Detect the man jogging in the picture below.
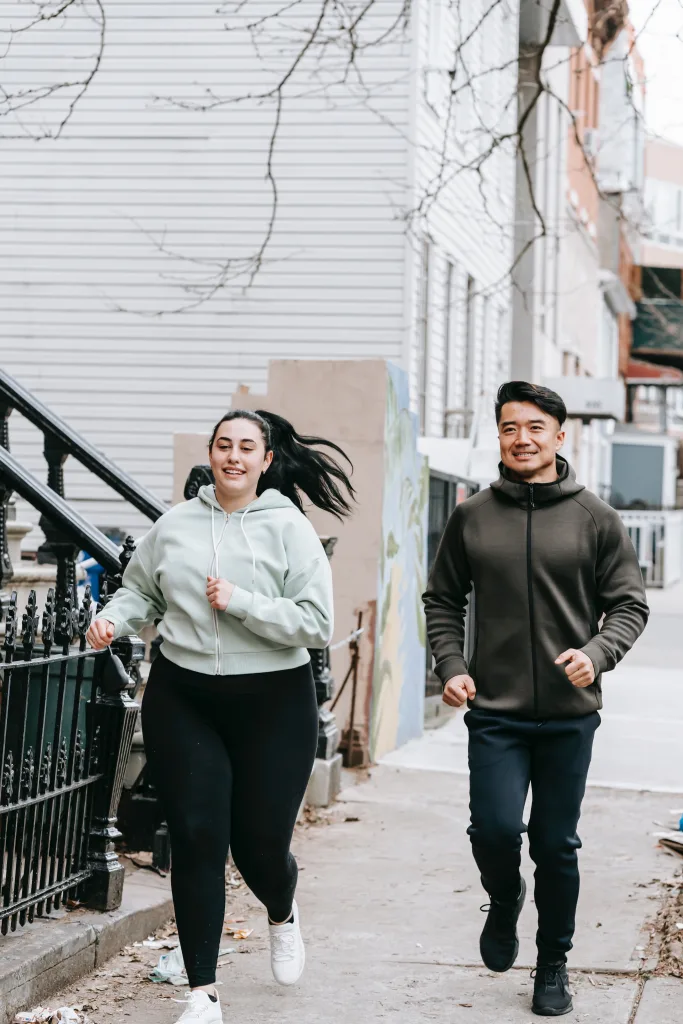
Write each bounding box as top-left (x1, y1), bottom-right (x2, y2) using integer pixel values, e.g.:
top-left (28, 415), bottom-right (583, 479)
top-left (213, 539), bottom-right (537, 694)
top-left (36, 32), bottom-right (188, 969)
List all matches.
top-left (423, 381), bottom-right (648, 1017)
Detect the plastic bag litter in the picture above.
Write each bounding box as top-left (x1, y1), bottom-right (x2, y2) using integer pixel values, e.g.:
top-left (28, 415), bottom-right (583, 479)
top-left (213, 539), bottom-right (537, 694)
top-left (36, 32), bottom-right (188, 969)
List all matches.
top-left (149, 946), bottom-right (236, 985)
top-left (149, 946), bottom-right (188, 986)
top-left (14, 1009), bottom-right (91, 1023)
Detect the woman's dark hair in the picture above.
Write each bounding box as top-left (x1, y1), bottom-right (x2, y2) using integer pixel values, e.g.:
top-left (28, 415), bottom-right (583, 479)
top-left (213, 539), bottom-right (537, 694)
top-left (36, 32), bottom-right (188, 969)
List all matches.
top-left (495, 381), bottom-right (567, 427)
top-left (208, 409), bottom-right (355, 519)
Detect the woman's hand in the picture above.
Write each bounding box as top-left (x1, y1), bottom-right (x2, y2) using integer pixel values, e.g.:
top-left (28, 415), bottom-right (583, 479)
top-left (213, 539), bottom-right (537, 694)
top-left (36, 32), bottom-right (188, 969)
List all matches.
top-left (87, 619), bottom-right (115, 650)
top-left (206, 576), bottom-right (235, 612)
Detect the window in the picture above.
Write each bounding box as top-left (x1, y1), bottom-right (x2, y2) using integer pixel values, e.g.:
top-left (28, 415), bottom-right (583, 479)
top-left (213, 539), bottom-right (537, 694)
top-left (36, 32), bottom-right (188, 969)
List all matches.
top-left (464, 274), bottom-right (476, 432)
top-left (417, 240), bottom-right (431, 433)
top-left (443, 261), bottom-right (457, 436)
top-left (445, 274), bottom-right (477, 438)
top-left (600, 300), bottom-right (619, 379)
top-left (495, 306), bottom-right (508, 380)
top-left (481, 294), bottom-right (490, 393)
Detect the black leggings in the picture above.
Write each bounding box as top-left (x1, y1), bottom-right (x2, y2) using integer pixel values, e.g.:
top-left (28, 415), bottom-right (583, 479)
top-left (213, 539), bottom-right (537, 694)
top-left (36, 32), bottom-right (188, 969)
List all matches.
top-left (141, 652), bottom-right (318, 988)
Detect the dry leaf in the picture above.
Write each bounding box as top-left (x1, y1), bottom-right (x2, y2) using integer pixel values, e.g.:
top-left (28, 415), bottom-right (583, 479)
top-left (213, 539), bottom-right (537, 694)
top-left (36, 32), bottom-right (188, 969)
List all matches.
top-left (224, 926), bottom-right (253, 940)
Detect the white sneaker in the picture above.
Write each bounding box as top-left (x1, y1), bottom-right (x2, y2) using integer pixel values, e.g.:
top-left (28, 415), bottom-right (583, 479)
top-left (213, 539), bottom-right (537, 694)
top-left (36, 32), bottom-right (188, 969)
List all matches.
top-left (173, 989), bottom-right (223, 1023)
top-left (269, 899), bottom-right (306, 985)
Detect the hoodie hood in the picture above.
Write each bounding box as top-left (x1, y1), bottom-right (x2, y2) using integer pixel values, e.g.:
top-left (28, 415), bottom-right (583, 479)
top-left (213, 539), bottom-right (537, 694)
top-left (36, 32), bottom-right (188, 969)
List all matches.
top-left (490, 456), bottom-right (585, 508)
top-left (197, 485), bottom-right (296, 514)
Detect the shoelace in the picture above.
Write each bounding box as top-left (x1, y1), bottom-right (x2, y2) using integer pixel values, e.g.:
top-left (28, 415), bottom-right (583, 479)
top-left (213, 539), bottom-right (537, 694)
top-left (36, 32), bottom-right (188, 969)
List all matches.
top-left (479, 899), bottom-right (517, 915)
top-left (531, 965), bottom-right (566, 993)
top-left (271, 930), bottom-right (296, 962)
top-left (172, 994), bottom-right (214, 1020)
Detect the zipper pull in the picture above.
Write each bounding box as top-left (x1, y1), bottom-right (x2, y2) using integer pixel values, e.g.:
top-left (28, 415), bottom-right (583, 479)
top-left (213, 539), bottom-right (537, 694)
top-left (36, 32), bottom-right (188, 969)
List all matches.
top-left (530, 484), bottom-right (535, 509)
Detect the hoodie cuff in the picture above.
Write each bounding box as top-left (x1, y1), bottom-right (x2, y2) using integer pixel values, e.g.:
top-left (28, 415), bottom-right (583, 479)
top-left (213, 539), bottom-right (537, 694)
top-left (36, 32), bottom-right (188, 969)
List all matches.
top-left (435, 655), bottom-right (470, 688)
top-left (580, 640), bottom-right (608, 676)
top-left (226, 585), bottom-right (253, 621)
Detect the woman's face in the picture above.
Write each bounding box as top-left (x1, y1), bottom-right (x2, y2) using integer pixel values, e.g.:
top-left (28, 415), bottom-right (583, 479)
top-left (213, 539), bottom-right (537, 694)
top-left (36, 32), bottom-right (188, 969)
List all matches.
top-left (209, 418), bottom-right (273, 504)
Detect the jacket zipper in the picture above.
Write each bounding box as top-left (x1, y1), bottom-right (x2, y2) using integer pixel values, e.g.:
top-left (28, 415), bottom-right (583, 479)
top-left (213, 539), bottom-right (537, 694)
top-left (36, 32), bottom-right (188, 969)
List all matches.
top-left (213, 512), bottom-right (229, 675)
top-left (526, 484), bottom-right (539, 718)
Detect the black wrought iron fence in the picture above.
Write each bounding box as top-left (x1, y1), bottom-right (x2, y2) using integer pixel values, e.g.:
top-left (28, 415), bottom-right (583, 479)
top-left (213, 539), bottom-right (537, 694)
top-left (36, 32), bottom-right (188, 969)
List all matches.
top-left (0, 368), bottom-right (162, 934)
top-left (0, 584), bottom-right (142, 934)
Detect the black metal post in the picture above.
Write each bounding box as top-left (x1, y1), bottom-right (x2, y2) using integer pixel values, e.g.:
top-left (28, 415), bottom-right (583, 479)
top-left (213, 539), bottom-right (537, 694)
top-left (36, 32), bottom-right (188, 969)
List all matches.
top-left (86, 635), bottom-right (142, 911)
top-left (0, 401), bottom-right (14, 613)
top-left (85, 538), bottom-right (143, 910)
top-left (310, 536), bottom-right (340, 761)
top-left (38, 437), bottom-right (80, 607)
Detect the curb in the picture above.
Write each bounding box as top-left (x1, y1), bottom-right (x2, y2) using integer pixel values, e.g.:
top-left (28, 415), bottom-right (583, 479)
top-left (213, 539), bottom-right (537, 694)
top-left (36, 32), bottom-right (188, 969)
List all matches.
top-left (0, 873), bottom-right (173, 1024)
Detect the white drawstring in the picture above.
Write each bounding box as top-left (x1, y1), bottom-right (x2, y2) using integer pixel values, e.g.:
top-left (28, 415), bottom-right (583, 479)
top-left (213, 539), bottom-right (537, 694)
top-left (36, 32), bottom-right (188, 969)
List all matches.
top-left (210, 503), bottom-right (229, 579)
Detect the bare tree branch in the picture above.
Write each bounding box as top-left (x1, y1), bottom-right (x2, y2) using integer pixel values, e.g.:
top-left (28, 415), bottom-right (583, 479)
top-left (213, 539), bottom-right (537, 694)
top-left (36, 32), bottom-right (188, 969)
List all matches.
top-left (0, 0), bottom-right (106, 137)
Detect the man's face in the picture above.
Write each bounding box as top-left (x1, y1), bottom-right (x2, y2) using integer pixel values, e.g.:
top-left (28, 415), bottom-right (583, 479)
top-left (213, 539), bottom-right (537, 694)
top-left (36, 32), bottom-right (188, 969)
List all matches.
top-left (498, 401), bottom-right (565, 480)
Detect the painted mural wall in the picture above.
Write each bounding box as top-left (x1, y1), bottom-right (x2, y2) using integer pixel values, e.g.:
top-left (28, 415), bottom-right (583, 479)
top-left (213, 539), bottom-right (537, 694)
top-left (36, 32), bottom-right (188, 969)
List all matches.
top-left (370, 363), bottom-right (429, 760)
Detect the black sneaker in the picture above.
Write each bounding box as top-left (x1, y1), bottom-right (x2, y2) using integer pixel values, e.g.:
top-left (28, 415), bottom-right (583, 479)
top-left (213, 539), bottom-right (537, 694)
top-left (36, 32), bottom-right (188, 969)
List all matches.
top-left (479, 876), bottom-right (527, 973)
top-left (531, 962), bottom-right (573, 1016)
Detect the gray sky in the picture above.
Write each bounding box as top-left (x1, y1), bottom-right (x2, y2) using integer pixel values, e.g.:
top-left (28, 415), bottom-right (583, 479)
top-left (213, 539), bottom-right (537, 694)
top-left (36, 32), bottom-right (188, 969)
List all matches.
top-left (630, 0), bottom-right (683, 144)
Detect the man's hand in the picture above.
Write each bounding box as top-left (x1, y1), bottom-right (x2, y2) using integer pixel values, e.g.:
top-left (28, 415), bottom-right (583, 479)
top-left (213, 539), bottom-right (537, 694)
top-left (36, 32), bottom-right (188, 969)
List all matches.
top-left (555, 649), bottom-right (595, 688)
top-left (87, 619), bottom-right (115, 650)
top-left (443, 674), bottom-right (477, 708)
top-left (207, 576), bottom-right (235, 611)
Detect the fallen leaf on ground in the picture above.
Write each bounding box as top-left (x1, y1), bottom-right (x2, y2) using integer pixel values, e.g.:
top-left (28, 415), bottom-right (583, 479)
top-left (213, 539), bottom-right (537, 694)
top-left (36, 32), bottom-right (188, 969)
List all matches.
top-left (224, 927), bottom-right (253, 940)
top-left (155, 921), bottom-right (179, 939)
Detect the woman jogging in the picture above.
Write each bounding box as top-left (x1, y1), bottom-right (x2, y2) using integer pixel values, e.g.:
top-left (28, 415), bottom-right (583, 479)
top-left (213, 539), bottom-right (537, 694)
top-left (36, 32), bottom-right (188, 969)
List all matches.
top-left (87, 409), bottom-right (354, 1024)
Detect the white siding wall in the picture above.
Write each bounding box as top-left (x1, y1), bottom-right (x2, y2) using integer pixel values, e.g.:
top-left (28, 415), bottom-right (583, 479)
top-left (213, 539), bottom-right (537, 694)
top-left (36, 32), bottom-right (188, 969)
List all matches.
top-left (0, 0), bottom-right (412, 536)
top-left (408, 0), bottom-right (518, 439)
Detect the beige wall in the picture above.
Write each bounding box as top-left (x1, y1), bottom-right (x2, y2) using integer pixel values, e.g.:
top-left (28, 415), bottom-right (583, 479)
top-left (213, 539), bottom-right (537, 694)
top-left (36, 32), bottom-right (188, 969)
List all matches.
top-left (640, 242), bottom-right (683, 271)
top-left (646, 137), bottom-right (683, 185)
top-left (173, 359), bottom-right (392, 759)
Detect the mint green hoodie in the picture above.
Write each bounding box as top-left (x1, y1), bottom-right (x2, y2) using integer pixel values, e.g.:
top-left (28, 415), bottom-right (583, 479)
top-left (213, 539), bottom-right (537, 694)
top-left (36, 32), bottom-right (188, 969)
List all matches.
top-left (95, 485), bottom-right (334, 676)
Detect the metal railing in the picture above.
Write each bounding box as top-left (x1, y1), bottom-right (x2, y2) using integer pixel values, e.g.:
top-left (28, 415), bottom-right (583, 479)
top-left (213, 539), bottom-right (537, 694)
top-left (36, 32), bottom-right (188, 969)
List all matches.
top-left (618, 509), bottom-right (683, 588)
top-left (0, 368), bottom-right (166, 610)
top-left (0, 369), bottom-right (166, 522)
top-left (0, 583), bottom-right (143, 933)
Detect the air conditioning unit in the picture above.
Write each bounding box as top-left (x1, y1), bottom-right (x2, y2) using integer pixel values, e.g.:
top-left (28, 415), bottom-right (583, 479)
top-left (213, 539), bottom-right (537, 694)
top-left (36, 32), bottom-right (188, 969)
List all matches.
top-left (543, 377), bottom-right (626, 422)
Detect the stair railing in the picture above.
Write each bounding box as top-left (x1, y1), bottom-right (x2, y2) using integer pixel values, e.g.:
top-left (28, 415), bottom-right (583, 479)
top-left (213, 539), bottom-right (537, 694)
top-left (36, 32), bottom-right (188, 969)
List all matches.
top-left (0, 368), bottom-right (166, 608)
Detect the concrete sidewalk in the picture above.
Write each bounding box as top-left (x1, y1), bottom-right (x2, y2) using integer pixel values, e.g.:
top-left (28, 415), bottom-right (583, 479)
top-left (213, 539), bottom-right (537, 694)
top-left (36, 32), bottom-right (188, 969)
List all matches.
top-left (38, 766), bottom-right (683, 1024)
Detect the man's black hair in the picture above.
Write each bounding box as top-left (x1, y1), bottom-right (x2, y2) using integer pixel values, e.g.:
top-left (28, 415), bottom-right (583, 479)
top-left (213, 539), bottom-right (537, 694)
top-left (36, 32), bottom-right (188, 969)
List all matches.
top-left (495, 381), bottom-right (567, 427)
